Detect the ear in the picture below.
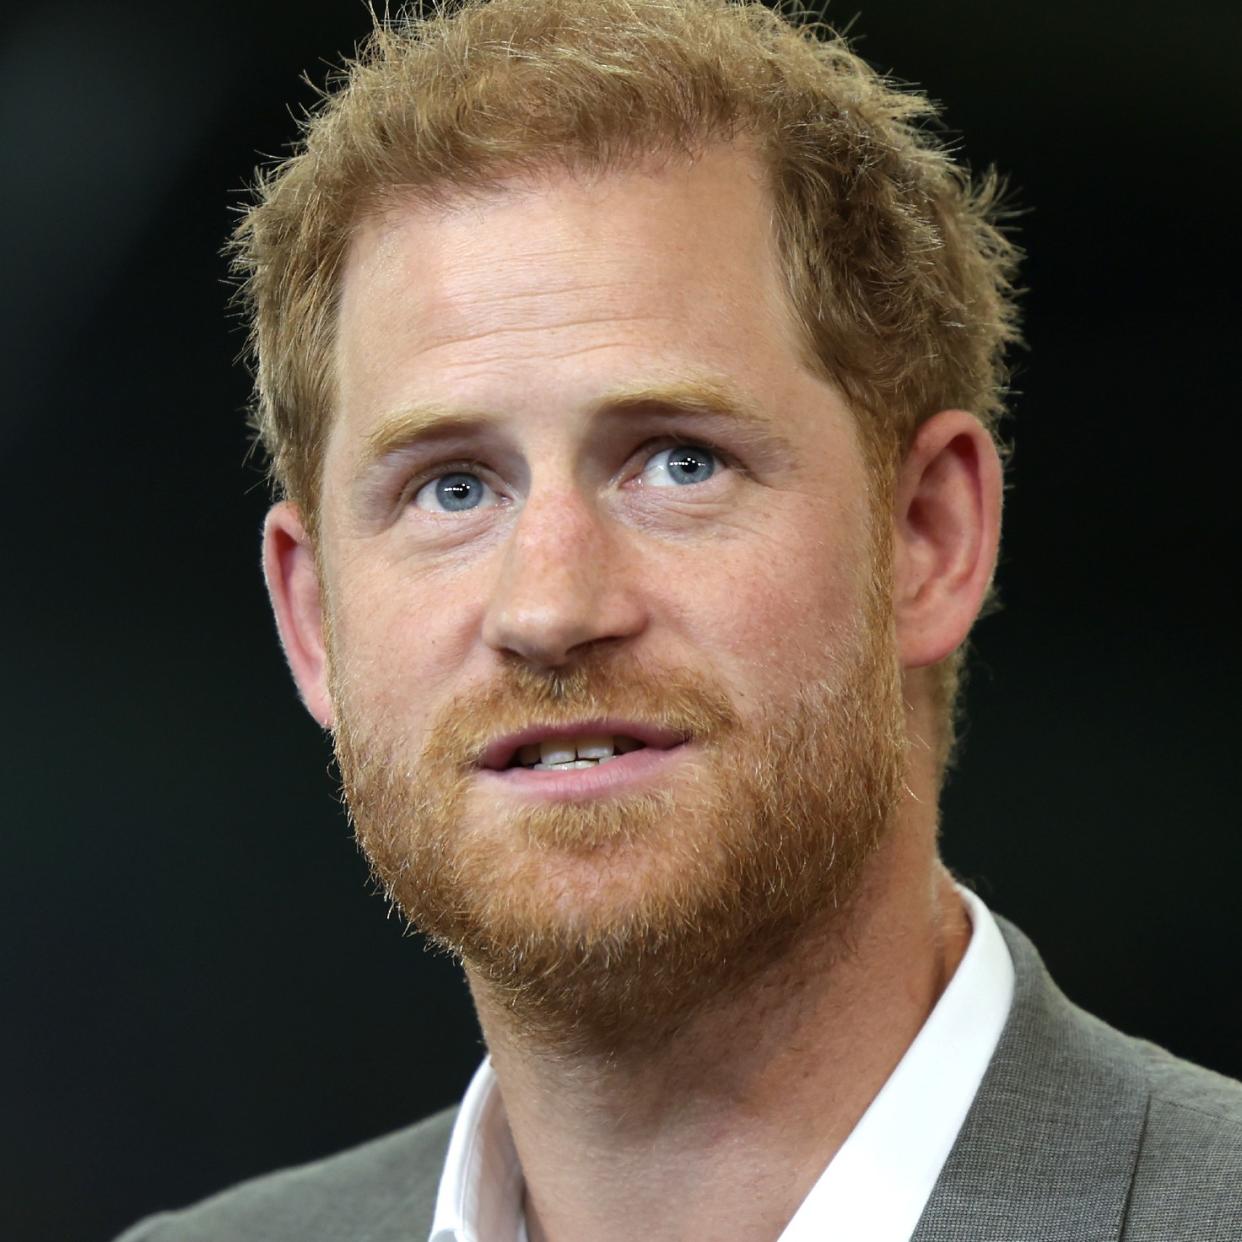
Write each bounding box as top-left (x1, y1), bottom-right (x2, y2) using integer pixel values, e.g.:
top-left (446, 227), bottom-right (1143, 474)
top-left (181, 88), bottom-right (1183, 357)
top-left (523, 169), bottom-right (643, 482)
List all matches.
top-left (892, 410), bottom-right (1003, 670)
top-left (262, 501), bottom-right (334, 728)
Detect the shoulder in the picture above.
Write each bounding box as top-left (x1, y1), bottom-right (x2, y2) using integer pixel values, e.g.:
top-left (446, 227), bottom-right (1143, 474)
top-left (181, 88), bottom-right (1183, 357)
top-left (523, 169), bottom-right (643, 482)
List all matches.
top-left (969, 915), bottom-right (1242, 1240)
top-left (1139, 1034), bottom-right (1242, 1133)
top-left (113, 1107), bottom-right (457, 1242)
top-left (1122, 1038), bottom-right (1242, 1238)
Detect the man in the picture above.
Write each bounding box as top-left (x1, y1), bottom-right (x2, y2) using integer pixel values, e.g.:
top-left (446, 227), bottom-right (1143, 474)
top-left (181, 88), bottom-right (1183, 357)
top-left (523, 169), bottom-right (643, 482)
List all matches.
top-left (118, 0), bottom-right (1241, 1238)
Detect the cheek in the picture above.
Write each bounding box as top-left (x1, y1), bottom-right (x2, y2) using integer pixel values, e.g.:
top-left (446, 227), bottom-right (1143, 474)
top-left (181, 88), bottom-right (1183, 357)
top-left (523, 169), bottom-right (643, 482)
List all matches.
top-left (653, 512), bottom-right (871, 694)
top-left (327, 555), bottom-right (483, 721)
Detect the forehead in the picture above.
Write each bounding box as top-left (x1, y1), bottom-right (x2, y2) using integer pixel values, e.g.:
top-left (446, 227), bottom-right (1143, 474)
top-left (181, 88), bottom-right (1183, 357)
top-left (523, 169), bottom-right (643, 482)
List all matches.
top-left (328, 143), bottom-right (833, 464)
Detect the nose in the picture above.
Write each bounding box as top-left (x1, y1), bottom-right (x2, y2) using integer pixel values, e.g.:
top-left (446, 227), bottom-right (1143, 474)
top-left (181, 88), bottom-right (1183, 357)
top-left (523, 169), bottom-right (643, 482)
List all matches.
top-left (481, 488), bottom-right (646, 668)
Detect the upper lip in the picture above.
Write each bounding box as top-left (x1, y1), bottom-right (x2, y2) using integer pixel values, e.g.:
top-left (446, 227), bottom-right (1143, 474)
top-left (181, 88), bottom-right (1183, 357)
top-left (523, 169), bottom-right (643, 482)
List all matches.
top-left (479, 719), bottom-right (688, 770)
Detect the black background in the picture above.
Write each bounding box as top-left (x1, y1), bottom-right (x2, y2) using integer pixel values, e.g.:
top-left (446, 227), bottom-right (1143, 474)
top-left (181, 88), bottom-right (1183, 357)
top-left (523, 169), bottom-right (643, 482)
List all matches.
top-left (3, 2), bottom-right (1239, 1239)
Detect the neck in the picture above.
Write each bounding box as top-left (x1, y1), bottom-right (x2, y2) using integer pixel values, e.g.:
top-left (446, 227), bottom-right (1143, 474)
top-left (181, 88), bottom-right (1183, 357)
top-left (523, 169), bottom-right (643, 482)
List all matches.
top-left (467, 821), bottom-right (969, 1242)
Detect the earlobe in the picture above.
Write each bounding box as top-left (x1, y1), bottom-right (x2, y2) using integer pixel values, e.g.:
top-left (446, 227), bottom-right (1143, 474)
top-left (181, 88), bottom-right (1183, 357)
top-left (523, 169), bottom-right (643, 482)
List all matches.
top-left (262, 501), bottom-right (334, 728)
top-left (892, 410), bottom-right (1003, 670)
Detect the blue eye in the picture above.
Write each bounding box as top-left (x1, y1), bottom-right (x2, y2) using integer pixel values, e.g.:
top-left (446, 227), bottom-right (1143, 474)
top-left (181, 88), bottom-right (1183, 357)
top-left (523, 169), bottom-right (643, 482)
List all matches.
top-left (413, 471), bottom-right (497, 513)
top-left (641, 445), bottom-right (719, 487)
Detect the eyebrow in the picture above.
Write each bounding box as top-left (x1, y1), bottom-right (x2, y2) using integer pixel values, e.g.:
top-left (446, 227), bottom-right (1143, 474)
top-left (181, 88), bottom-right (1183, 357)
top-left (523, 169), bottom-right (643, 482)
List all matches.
top-left (362, 403), bottom-right (488, 466)
top-left (359, 374), bottom-right (784, 470)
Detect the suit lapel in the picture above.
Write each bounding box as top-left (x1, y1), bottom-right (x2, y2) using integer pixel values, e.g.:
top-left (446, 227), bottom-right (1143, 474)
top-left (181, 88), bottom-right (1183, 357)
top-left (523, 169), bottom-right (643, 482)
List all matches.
top-left (911, 917), bottom-right (1148, 1241)
top-left (354, 1109), bottom-right (455, 1242)
top-left (354, 920), bottom-right (1150, 1240)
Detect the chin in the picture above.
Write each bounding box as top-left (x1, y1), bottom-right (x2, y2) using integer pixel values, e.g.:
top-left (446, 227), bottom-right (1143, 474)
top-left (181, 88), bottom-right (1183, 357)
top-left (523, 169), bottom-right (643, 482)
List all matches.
top-left (332, 598), bottom-right (905, 1051)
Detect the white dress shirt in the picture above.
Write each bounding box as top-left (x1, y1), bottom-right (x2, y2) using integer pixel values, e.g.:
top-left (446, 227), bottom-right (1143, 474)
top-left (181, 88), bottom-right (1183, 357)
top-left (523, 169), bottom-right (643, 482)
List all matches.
top-left (430, 887), bottom-right (1014, 1242)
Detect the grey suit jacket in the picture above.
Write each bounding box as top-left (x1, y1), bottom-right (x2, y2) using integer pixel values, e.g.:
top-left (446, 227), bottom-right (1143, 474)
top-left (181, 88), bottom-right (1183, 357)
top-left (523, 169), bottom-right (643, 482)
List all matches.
top-left (117, 918), bottom-right (1242, 1240)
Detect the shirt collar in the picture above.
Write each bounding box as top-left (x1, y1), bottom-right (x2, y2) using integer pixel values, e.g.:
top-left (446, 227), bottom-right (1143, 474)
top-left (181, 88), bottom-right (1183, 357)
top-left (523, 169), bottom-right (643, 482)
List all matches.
top-left (431, 888), bottom-right (1013, 1242)
top-left (429, 1055), bottom-right (526, 1242)
top-left (776, 886), bottom-right (1014, 1241)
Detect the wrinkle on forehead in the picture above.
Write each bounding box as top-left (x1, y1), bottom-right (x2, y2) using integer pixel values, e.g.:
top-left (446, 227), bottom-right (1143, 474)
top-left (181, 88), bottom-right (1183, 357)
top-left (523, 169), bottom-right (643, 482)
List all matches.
top-left (331, 141), bottom-right (818, 464)
top-left (342, 143), bottom-right (792, 334)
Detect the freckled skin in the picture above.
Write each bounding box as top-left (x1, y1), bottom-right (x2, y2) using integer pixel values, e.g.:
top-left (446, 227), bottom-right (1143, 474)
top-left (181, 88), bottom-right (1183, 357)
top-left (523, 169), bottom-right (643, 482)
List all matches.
top-left (265, 140), bottom-right (1001, 1242)
top-left (321, 144), bottom-right (876, 767)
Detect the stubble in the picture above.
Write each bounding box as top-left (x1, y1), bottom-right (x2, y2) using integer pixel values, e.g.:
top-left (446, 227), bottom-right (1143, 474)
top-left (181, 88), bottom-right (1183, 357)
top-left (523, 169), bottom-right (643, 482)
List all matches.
top-left (329, 555), bottom-right (906, 1056)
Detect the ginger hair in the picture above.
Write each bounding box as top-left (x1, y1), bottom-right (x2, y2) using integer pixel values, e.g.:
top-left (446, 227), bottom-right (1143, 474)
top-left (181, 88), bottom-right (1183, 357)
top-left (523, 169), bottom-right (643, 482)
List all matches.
top-left (230, 0), bottom-right (1022, 771)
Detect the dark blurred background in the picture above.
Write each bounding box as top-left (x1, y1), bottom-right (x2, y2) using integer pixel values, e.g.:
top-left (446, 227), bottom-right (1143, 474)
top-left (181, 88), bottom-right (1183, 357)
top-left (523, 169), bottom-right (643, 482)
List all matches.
top-left (3, 2), bottom-right (1239, 1239)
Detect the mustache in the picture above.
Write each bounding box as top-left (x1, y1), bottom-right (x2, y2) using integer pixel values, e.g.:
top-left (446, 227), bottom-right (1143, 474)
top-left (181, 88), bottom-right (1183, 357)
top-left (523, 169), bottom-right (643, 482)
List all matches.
top-left (414, 651), bottom-right (742, 770)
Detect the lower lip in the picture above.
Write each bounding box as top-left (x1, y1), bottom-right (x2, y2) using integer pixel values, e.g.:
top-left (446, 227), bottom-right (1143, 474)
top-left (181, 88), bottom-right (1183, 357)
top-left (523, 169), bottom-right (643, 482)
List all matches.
top-left (478, 745), bottom-right (688, 801)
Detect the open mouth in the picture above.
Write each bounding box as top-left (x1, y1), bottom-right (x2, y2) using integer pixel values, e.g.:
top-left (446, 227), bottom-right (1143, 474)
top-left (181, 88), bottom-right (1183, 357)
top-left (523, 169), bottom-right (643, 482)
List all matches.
top-left (506, 733), bottom-right (648, 772)
top-left (480, 721), bottom-right (685, 774)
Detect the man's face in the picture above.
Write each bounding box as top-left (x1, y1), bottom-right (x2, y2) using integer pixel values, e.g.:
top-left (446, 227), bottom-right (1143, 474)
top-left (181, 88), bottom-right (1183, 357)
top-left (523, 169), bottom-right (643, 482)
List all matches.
top-left (312, 143), bottom-right (907, 1047)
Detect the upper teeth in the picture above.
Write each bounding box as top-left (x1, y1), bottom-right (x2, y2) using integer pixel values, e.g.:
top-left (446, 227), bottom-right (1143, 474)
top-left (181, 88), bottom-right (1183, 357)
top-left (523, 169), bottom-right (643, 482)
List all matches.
top-left (514, 735), bottom-right (642, 768)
